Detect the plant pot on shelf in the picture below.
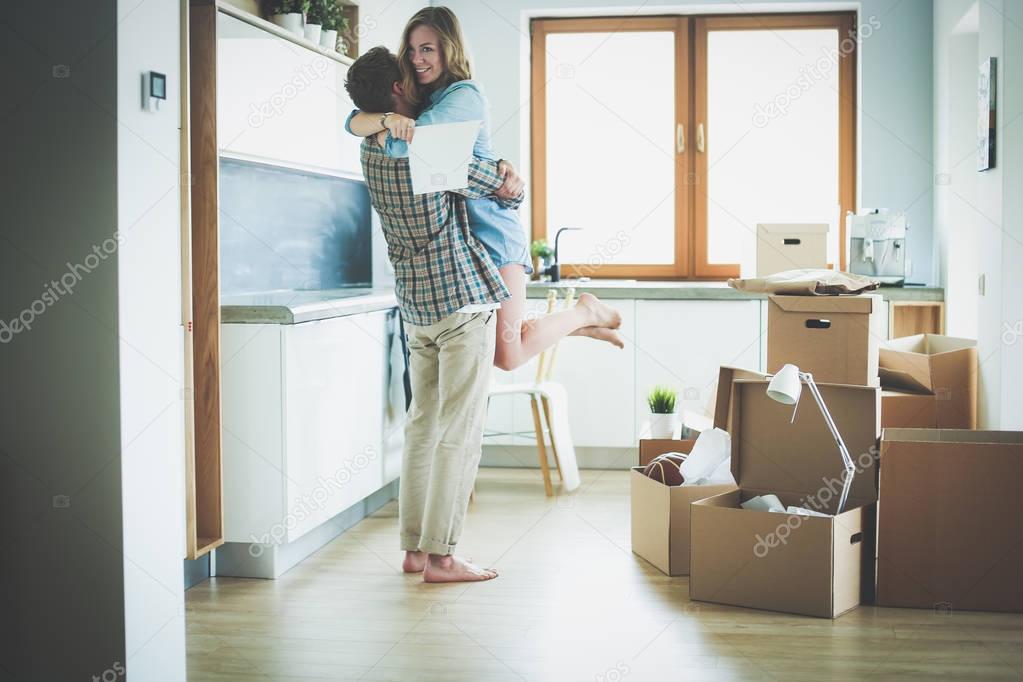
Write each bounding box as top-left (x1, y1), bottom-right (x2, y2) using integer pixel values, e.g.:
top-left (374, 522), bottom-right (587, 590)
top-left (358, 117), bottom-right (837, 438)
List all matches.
top-left (647, 412), bottom-right (681, 439)
top-left (319, 28), bottom-right (338, 51)
top-left (303, 23), bottom-right (322, 43)
top-left (272, 12), bottom-right (304, 37)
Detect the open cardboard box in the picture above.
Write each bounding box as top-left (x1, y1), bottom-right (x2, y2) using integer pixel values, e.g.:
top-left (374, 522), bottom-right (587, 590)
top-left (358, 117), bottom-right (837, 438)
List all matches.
top-left (630, 450), bottom-right (735, 575)
top-left (877, 428), bottom-right (1023, 612)
top-left (767, 294), bottom-right (882, 387)
top-left (879, 334), bottom-right (977, 428)
top-left (639, 436), bottom-right (698, 467)
top-left (690, 367), bottom-right (880, 618)
top-left (630, 371), bottom-right (763, 576)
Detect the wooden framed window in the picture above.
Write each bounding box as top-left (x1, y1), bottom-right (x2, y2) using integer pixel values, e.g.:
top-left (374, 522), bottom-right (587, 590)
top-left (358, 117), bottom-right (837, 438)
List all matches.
top-left (530, 13), bottom-right (857, 280)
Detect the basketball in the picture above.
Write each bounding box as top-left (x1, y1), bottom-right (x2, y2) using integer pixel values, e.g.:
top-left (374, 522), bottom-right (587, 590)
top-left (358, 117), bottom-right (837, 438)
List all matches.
top-left (642, 452), bottom-right (687, 486)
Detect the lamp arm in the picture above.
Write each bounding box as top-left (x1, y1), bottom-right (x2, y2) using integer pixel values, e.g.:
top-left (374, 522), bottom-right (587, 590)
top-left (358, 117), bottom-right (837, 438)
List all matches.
top-left (800, 372), bottom-right (856, 513)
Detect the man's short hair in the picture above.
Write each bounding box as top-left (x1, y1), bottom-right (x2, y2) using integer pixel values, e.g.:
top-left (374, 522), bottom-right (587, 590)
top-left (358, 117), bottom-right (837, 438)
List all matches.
top-left (344, 46), bottom-right (401, 113)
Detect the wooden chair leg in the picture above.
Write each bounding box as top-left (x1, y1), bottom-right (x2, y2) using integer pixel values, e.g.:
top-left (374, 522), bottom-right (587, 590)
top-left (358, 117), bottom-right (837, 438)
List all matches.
top-left (541, 396), bottom-right (563, 481)
top-left (530, 396), bottom-right (554, 496)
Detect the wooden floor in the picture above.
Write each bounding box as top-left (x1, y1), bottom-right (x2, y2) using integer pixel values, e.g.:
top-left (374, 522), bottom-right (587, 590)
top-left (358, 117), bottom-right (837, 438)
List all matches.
top-left (186, 468), bottom-right (1023, 681)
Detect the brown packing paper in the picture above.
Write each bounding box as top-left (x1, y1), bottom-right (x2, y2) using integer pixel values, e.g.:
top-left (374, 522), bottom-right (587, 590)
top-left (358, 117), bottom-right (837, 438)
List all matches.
top-left (728, 269), bottom-right (880, 295)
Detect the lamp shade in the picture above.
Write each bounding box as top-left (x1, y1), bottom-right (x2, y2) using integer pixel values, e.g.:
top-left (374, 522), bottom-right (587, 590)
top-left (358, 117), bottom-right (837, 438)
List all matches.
top-left (767, 363), bottom-right (802, 405)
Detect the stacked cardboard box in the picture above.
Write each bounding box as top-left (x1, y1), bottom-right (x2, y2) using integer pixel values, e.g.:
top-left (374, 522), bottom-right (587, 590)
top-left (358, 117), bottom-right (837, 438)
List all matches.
top-left (766, 293), bottom-right (882, 386)
top-left (879, 334), bottom-right (978, 429)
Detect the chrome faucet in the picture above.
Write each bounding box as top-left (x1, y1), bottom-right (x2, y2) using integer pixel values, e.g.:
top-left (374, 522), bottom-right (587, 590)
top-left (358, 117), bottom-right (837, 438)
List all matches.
top-left (547, 227), bottom-right (581, 282)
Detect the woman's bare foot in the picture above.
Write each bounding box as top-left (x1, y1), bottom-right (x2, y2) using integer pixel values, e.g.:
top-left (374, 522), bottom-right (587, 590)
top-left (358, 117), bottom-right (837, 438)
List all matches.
top-left (423, 554), bottom-right (498, 583)
top-left (403, 550), bottom-right (427, 573)
top-left (576, 292), bottom-right (622, 329)
top-left (570, 326), bottom-right (625, 349)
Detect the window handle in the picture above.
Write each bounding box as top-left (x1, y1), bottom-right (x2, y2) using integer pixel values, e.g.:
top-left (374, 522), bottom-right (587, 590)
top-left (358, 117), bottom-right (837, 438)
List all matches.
top-left (696, 123), bottom-right (705, 153)
top-left (676, 123), bottom-right (685, 154)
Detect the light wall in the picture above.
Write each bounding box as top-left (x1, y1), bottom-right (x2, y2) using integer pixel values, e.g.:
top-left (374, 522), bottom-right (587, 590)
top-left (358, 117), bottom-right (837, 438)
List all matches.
top-left (117, 0), bottom-right (188, 678)
top-left (933, 0), bottom-right (1022, 429)
top-left (440, 0), bottom-right (936, 283)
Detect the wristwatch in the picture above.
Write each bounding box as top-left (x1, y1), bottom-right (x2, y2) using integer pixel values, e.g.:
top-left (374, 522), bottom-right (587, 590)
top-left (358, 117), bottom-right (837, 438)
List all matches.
top-left (380, 112), bottom-right (394, 128)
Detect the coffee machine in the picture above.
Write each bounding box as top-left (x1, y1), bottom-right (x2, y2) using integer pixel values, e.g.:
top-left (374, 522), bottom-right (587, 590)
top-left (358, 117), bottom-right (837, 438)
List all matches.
top-left (847, 209), bottom-right (908, 285)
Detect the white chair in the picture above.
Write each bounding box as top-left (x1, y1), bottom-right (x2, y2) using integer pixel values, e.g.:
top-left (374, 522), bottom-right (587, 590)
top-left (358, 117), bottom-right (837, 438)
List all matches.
top-left (480, 289), bottom-right (581, 496)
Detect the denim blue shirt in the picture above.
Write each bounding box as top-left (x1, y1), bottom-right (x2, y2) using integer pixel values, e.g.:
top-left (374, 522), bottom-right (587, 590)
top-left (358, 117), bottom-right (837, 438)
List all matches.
top-left (344, 80), bottom-right (527, 270)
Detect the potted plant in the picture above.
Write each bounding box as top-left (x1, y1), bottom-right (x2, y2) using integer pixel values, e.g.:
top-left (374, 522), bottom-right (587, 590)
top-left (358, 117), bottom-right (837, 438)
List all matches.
top-left (530, 239), bottom-right (553, 280)
top-left (264, 0), bottom-right (309, 37)
top-left (303, 0), bottom-right (328, 43)
top-left (646, 385), bottom-right (680, 439)
top-left (318, 0), bottom-right (349, 53)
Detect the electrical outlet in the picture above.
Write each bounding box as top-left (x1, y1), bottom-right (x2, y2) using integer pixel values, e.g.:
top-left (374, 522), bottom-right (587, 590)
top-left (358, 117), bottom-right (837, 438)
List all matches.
top-left (979, 273), bottom-right (986, 296)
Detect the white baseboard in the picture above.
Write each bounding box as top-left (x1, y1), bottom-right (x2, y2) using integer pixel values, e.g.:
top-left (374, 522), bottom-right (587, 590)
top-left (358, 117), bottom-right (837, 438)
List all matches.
top-left (481, 445), bottom-right (638, 470)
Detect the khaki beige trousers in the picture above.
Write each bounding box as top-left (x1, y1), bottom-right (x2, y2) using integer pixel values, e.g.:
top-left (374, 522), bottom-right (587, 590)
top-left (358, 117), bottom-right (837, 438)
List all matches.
top-left (399, 310), bottom-right (496, 555)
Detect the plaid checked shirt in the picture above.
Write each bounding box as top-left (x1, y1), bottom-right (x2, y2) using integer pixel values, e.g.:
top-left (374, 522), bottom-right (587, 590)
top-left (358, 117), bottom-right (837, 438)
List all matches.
top-left (360, 136), bottom-right (522, 326)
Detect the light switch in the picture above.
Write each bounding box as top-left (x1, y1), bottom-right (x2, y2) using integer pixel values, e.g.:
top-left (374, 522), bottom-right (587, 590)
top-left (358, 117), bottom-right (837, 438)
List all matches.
top-left (142, 71), bottom-right (167, 112)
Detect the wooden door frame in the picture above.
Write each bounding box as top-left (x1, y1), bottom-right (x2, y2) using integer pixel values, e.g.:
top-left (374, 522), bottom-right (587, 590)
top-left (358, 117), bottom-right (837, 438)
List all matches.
top-left (530, 16), bottom-right (690, 279)
top-left (692, 12), bottom-right (857, 278)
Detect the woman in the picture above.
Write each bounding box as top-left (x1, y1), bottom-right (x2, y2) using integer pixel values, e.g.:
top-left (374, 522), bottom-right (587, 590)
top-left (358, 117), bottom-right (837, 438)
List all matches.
top-left (346, 7), bottom-right (624, 374)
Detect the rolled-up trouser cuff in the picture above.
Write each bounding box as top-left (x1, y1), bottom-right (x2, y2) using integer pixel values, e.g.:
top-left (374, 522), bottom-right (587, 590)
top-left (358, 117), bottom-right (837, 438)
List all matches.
top-left (418, 537), bottom-right (456, 556)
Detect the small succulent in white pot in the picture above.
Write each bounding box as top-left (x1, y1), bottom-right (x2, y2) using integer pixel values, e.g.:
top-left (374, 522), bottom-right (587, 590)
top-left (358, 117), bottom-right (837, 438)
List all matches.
top-left (646, 385), bottom-right (680, 439)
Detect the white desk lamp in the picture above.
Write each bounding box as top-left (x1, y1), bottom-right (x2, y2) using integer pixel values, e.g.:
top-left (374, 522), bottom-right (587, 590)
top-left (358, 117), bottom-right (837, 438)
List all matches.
top-left (766, 363), bottom-right (856, 514)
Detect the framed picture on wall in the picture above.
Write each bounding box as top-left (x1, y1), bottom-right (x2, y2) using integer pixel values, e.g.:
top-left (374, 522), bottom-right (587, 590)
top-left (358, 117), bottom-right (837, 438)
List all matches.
top-left (978, 57), bottom-right (996, 171)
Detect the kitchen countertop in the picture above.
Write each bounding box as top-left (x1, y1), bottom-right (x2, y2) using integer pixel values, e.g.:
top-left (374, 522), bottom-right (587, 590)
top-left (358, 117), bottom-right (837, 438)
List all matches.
top-left (525, 279), bottom-right (944, 302)
top-left (221, 280), bottom-right (944, 325)
top-left (221, 287), bottom-right (398, 324)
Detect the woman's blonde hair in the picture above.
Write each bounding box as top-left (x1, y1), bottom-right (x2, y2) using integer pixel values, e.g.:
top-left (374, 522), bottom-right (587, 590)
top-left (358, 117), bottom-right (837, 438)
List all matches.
top-left (398, 6), bottom-right (472, 108)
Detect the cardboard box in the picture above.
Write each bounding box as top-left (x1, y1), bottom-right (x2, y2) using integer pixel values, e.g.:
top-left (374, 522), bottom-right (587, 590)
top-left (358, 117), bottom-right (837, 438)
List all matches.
top-left (767, 294), bottom-right (882, 387)
top-left (877, 429), bottom-right (1023, 613)
top-left (631, 438), bottom-right (736, 576)
top-left (638, 437), bottom-right (697, 467)
top-left (756, 223), bottom-right (828, 277)
top-left (882, 390), bottom-right (936, 429)
top-left (690, 367), bottom-right (880, 618)
top-left (879, 334), bottom-right (978, 428)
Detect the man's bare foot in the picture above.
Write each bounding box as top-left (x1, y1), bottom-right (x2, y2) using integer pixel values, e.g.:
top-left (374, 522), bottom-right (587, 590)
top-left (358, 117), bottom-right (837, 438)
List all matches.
top-left (576, 292), bottom-right (622, 329)
top-left (423, 554), bottom-right (498, 583)
top-left (570, 326), bottom-right (625, 349)
top-left (403, 550), bottom-right (427, 573)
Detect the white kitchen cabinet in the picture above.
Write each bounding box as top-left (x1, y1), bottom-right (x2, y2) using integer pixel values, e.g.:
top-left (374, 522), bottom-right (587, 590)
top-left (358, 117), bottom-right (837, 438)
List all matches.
top-left (221, 308), bottom-right (404, 545)
top-left (216, 11), bottom-right (363, 177)
top-left (635, 300), bottom-right (761, 438)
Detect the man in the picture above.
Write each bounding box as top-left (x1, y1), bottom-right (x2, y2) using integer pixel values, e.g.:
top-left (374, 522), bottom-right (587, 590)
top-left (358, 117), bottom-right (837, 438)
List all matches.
top-left (344, 47), bottom-right (522, 583)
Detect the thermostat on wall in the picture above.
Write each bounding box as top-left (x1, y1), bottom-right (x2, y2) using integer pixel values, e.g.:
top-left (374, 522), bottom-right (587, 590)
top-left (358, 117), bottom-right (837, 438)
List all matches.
top-left (142, 71), bottom-right (166, 112)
